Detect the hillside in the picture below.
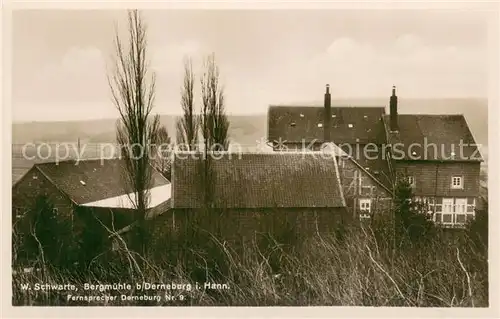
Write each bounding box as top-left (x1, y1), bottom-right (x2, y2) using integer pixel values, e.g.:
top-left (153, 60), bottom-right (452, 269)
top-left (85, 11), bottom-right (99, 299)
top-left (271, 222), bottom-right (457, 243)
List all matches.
top-left (12, 98), bottom-right (488, 148)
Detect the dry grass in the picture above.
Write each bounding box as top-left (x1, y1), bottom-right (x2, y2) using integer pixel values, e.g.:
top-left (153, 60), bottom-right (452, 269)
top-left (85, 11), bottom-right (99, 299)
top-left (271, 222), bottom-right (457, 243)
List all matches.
top-left (12, 220), bottom-right (488, 307)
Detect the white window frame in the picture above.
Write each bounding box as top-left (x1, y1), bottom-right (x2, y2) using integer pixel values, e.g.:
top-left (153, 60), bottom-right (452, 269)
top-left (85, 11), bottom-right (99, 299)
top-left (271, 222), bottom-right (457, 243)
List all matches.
top-left (433, 197), bottom-right (475, 227)
top-left (359, 199), bottom-right (372, 219)
top-left (407, 176), bottom-right (416, 188)
top-left (441, 198), bottom-right (455, 226)
top-left (451, 176), bottom-right (464, 189)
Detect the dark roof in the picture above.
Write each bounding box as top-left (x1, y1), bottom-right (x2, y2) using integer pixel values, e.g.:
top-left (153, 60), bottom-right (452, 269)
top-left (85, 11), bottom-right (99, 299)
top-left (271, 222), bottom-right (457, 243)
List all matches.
top-left (383, 115), bottom-right (483, 161)
top-left (338, 143), bottom-right (393, 190)
top-left (35, 159), bottom-right (169, 205)
top-left (268, 106), bottom-right (386, 144)
top-left (172, 152), bottom-right (345, 209)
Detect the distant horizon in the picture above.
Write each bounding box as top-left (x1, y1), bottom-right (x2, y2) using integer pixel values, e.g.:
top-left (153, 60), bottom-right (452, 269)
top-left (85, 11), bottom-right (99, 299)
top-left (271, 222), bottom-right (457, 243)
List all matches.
top-left (11, 96), bottom-right (488, 123)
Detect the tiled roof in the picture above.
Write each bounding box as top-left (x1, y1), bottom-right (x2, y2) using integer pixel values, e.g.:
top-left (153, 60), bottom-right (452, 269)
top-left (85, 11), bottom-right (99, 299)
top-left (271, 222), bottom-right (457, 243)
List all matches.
top-left (383, 115), bottom-right (483, 161)
top-left (339, 143), bottom-right (393, 190)
top-left (268, 106), bottom-right (386, 144)
top-left (172, 152), bottom-right (345, 209)
top-left (35, 159), bottom-right (169, 205)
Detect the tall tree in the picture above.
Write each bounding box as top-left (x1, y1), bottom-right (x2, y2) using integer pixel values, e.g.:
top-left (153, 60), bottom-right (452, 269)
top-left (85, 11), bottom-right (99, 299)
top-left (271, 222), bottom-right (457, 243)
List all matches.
top-left (154, 125), bottom-right (172, 180)
top-left (108, 10), bottom-right (160, 253)
top-left (176, 57), bottom-right (199, 151)
top-left (200, 53), bottom-right (230, 152)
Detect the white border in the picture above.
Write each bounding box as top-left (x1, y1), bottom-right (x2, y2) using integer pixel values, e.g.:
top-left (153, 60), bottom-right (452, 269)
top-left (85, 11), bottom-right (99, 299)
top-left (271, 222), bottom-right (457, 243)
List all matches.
top-left (2, 1), bottom-right (499, 318)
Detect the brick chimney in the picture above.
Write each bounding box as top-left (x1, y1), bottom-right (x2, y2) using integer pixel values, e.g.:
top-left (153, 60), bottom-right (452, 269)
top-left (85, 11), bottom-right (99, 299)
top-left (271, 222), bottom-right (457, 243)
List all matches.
top-left (324, 84), bottom-right (331, 142)
top-left (389, 85), bottom-right (398, 132)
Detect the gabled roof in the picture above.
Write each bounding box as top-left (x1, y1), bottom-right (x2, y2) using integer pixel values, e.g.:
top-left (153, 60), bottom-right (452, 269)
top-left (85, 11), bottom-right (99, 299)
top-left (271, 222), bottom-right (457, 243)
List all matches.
top-left (382, 114), bottom-right (483, 161)
top-left (268, 106), bottom-right (386, 144)
top-left (34, 159), bottom-right (170, 206)
top-left (172, 152), bottom-right (346, 209)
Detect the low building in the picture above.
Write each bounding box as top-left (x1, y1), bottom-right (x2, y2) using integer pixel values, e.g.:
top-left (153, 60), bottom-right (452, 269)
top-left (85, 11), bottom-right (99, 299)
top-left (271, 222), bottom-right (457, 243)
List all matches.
top-left (142, 152), bottom-right (349, 244)
top-left (12, 158), bottom-right (171, 236)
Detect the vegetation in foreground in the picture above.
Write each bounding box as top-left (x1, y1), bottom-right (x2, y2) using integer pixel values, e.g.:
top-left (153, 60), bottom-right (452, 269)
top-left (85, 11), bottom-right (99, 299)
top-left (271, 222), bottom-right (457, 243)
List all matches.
top-left (12, 203), bottom-right (488, 307)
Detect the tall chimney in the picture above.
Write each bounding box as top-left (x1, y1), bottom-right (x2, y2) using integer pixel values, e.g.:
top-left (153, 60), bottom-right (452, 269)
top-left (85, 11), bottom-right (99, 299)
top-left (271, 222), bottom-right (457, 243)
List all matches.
top-left (389, 85), bottom-right (398, 132)
top-left (324, 84), bottom-right (332, 142)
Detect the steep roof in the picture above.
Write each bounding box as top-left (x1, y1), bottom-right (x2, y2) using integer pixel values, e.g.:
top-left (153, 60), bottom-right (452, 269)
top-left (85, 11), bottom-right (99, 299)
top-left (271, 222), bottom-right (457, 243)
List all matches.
top-left (383, 114), bottom-right (483, 161)
top-left (171, 152), bottom-right (346, 209)
top-left (34, 159), bottom-right (170, 206)
top-left (268, 106), bottom-right (386, 144)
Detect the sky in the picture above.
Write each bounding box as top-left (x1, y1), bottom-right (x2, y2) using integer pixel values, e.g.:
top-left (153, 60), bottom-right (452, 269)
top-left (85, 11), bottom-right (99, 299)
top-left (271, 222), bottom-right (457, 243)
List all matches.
top-left (12, 9), bottom-right (491, 121)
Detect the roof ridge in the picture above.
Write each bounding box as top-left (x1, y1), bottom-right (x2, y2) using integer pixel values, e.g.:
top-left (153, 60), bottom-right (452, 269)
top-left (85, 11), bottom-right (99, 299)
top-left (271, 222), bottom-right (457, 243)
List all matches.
top-left (269, 105), bottom-right (386, 109)
top-left (33, 157), bottom-right (121, 165)
top-left (384, 113), bottom-right (465, 117)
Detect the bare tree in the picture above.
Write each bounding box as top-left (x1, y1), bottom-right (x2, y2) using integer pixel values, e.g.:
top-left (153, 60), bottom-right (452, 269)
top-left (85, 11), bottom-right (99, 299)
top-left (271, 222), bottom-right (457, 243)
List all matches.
top-left (176, 57), bottom-right (199, 151)
top-left (200, 53), bottom-right (230, 152)
top-left (154, 125), bottom-right (172, 180)
top-left (108, 10), bottom-right (160, 253)
top-left (198, 53), bottom-right (230, 207)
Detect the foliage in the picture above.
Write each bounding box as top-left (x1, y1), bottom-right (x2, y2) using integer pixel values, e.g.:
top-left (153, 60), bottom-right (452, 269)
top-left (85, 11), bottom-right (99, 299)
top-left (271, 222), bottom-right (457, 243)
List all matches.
top-left (393, 174), bottom-right (436, 249)
top-left (13, 196), bottom-right (79, 269)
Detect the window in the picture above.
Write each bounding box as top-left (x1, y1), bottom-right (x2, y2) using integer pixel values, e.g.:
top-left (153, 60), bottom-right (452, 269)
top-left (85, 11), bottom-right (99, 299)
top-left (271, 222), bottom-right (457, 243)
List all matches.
top-left (359, 199), bottom-right (371, 219)
top-left (407, 176), bottom-right (416, 187)
top-left (451, 176), bottom-right (463, 189)
top-left (467, 198), bottom-right (476, 213)
top-left (433, 197), bottom-right (475, 227)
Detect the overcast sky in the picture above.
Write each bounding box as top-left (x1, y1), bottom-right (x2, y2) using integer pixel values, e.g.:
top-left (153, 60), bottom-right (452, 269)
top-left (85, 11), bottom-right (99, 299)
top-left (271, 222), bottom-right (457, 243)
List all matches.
top-left (12, 9), bottom-right (491, 121)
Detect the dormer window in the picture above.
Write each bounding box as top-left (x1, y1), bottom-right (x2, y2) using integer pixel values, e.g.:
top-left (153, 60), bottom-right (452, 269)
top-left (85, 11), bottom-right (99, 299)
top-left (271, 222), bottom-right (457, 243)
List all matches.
top-left (451, 176), bottom-right (463, 189)
top-left (290, 122), bottom-right (296, 127)
top-left (332, 114), bottom-right (336, 118)
top-left (299, 113), bottom-right (304, 118)
top-left (317, 123), bottom-right (323, 128)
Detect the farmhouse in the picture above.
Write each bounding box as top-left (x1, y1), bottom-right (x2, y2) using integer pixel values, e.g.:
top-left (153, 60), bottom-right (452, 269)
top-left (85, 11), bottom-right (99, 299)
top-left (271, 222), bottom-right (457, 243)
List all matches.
top-left (268, 85), bottom-right (393, 220)
top-left (267, 85), bottom-right (482, 227)
top-left (383, 87), bottom-right (482, 227)
top-left (12, 158), bottom-right (171, 233)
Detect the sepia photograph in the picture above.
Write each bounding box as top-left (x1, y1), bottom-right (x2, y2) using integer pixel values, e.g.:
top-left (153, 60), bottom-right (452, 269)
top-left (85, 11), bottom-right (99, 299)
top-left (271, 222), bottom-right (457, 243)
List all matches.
top-left (6, 3), bottom-right (496, 312)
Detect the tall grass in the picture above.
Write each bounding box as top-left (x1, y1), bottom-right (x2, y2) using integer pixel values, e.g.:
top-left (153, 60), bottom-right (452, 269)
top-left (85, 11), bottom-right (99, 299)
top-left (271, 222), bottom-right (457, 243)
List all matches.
top-left (12, 210), bottom-right (488, 307)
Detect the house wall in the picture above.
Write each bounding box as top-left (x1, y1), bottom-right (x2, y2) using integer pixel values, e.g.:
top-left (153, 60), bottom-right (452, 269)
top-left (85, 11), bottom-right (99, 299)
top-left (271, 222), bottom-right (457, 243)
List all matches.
top-left (272, 142), bottom-right (393, 220)
top-left (338, 157), bottom-right (392, 219)
top-left (394, 161), bottom-right (480, 197)
top-left (394, 161), bottom-right (481, 228)
top-left (146, 207), bottom-right (348, 248)
top-left (12, 166), bottom-right (74, 220)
